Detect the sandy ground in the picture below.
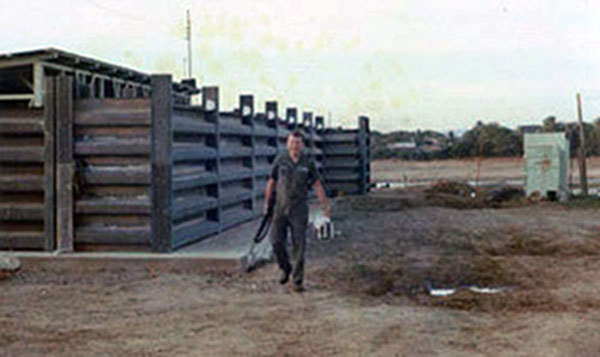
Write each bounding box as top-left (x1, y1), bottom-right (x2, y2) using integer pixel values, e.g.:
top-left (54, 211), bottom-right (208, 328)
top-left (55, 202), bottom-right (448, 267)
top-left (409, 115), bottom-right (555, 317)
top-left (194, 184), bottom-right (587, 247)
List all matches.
top-left (3, 160), bottom-right (600, 356)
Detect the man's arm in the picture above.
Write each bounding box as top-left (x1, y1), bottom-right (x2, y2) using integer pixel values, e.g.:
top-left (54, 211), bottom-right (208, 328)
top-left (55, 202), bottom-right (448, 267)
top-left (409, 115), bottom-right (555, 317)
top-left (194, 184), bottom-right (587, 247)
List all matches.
top-left (264, 178), bottom-right (276, 214)
top-left (313, 180), bottom-right (330, 218)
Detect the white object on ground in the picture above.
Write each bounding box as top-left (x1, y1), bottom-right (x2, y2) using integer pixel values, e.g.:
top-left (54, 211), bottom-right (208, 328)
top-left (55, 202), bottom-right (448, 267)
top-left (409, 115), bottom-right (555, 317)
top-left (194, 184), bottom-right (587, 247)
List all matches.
top-left (0, 255), bottom-right (21, 279)
top-left (468, 286), bottom-right (506, 294)
top-left (429, 288), bottom-right (456, 297)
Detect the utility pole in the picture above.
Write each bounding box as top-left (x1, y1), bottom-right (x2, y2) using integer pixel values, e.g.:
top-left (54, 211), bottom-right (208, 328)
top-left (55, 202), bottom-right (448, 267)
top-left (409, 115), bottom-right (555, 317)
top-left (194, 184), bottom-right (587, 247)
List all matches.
top-left (576, 92), bottom-right (588, 196)
top-left (186, 9), bottom-right (192, 78)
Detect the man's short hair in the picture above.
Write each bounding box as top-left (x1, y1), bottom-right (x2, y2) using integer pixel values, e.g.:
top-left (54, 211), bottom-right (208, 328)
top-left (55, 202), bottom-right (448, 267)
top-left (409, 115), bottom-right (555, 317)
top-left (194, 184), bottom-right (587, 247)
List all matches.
top-left (290, 130), bottom-right (305, 140)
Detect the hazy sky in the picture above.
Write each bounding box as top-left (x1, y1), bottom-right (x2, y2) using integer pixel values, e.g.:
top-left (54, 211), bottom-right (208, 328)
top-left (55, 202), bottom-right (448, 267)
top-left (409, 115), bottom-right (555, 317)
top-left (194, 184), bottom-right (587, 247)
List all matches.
top-left (1, 0), bottom-right (599, 132)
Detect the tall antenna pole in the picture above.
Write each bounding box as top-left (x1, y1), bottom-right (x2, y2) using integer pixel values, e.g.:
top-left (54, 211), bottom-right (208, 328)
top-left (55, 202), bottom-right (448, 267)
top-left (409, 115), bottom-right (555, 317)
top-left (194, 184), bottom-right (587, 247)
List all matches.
top-left (576, 92), bottom-right (588, 196)
top-left (186, 9), bottom-right (192, 78)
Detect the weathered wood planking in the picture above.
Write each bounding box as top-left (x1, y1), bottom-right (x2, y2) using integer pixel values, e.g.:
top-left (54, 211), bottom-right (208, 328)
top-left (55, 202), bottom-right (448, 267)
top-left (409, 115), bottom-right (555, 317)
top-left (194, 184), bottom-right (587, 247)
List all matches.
top-left (0, 101), bottom-right (48, 251)
top-left (150, 75), bottom-right (173, 252)
top-left (73, 93), bottom-right (153, 250)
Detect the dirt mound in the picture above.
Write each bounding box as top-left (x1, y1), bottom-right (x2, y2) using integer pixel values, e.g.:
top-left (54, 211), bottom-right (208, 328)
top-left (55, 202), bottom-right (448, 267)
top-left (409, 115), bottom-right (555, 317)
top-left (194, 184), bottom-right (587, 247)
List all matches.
top-left (328, 254), bottom-right (517, 297)
top-left (414, 287), bottom-right (567, 313)
top-left (425, 180), bottom-right (525, 209)
top-left (335, 190), bottom-right (426, 212)
top-left (324, 254), bottom-right (574, 313)
top-left (425, 179), bottom-right (474, 196)
top-left (481, 232), bottom-right (600, 257)
top-left (335, 182), bottom-right (526, 213)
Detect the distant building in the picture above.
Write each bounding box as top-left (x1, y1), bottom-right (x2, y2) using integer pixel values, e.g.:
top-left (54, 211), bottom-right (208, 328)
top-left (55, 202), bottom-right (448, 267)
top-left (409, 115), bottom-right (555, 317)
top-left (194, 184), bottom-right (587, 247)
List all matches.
top-left (387, 141), bottom-right (417, 150)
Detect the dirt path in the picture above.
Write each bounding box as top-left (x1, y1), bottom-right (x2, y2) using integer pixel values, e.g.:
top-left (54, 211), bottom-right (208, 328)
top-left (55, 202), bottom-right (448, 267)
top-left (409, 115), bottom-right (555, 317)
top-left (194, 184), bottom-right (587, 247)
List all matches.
top-left (3, 190), bottom-right (600, 356)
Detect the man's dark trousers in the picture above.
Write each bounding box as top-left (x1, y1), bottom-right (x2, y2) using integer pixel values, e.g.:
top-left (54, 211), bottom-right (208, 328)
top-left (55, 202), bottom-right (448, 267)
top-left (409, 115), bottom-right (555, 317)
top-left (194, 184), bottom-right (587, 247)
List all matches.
top-left (270, 205), bottom-right (308, 286)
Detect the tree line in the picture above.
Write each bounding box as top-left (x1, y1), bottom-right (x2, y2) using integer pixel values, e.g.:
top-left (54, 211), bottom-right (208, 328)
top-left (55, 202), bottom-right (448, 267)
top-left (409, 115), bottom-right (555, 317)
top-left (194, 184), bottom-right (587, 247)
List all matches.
top-left (371, 117), bottom-right (600, 161)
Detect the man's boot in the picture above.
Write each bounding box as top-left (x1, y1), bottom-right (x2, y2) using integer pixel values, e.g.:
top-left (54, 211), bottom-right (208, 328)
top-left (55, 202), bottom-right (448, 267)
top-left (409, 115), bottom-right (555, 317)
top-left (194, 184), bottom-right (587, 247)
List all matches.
top-left (279, 269), bottom-right (290, 285)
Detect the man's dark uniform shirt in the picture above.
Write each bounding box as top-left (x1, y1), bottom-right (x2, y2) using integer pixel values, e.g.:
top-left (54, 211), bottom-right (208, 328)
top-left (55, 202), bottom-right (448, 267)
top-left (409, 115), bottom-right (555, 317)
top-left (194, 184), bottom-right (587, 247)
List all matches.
top-left (270, 151), bottom-right (321, 215)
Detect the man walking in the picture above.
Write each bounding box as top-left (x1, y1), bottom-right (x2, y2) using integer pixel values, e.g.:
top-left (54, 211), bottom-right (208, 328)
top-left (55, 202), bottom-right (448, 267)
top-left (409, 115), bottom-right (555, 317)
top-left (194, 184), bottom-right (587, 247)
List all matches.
top-left (264, 130), bottom-right (330, 292)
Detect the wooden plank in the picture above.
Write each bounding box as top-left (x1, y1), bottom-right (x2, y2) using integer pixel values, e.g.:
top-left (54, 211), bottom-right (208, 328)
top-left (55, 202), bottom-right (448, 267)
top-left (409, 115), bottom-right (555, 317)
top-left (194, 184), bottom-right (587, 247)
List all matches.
top-left (220, 187), bottom-right (252, 206)
top-left (75, 197), bottom-right (151, 215)
top-left (324, 173), bottom-right (361, 181)
top-left (173, 115), bottom-right (215, 135)
top-left (220, 210), bottom-right (255, 231)
top-left (172, 144), bottom-right (217, 162)
top-left (172, 171), bottom-right (219, 191)
top-left (0, 174), bottom-right (43, 192)
top-left (0, 118), bottom-right (44, 134)
top-left (74, 98), bottom-right (151, 112)
top-left (312, 148), bottom-right (324, 156)
top-left (277, 131), bottom-right (290, 139)
top-left (0, 231), bottom-right (45, 249)
top-left (254, 166), bottom-right (271, 176)
top-left (322, 159), bottom-right (360, 168)
top-left (150, 75), bottom-right (173, 252)
top-left (43, 76), bottom-right (56, 251)
top-left (0, 94), bottom-right (34, 101)
top-left (220, 168), bottom-right (252, 182)
top-left (326, 182), bottom-right (361, 194)
top-left (56, 75), bottom-right (74, 252)
top-left (173, 195), bottom-right (217, 221)
top-left (84, 186), bottom-right (148, 197)
top-left (74, 126), bottom-right (150, 137)
top-left (322, 146), bottom-right (359, 155)
top-left (76, 225), bottom-right (150, 245)
top-left (75, 139), bottom-right (149, 156)
top-left (172, 218), bottom-right (219, 249)
top-left (253, 125), bottom-right (276, 137)
top-left (74, 99), bottom-right (151, 126)
top-left (0, 203), bottom-right (45, 220)
top-left (220, 123), bottom-right (251, 136)
top-left (75, 109), bottom-right (150, 126)
top-left (82, 165), bottom-right (150, 185)
top-left (79, 156), bottom-right (149, 166)
top-left (0, 147), bottom-right (44, 162)
top-left (254, 146), bottom-right (277, 157)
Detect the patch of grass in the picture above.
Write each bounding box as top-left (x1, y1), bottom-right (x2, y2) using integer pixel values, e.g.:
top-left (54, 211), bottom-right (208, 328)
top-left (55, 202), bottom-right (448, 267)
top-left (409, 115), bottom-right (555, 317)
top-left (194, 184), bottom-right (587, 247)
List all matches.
top-left (561, 196), bottom-right (600, 209)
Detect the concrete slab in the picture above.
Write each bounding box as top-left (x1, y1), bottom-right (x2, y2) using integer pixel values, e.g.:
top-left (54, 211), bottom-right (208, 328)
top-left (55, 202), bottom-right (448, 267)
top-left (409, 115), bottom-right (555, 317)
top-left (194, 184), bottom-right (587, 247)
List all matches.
top-left (2, 204), bottom-right (326, 274)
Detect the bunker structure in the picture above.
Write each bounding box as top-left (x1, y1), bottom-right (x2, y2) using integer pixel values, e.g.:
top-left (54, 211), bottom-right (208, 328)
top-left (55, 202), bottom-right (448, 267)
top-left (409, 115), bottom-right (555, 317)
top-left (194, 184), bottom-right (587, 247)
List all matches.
top-left (0, 48), bottom-right (370, 253)
top-left (523, 132), bottom-right (569, 200)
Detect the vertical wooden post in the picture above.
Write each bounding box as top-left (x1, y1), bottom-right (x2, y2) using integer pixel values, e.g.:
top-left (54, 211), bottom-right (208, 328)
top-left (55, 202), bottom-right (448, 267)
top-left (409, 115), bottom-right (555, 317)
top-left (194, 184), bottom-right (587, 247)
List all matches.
top-left (32, 63), bottom-right (45, 108)
top-left (55, 75), bottom-right (74, 252)
top-left (315, 116), bottom-right (324, 131)
top-left (43, 77), bottom-right (56, 251)
top-left (287, 108), bottom-right (297, 131)
top-left (576, 93), bottom-right (588, 196)
top-left (266, 101), bottom-right (278, 155)
top-left (303, 112), bottom-right (313, 159)
top-left (358, 116), bottom-right (370, 194)
top-left (315, 115), bottom-right (325, 181)
top-left (203, 87), bottom-right (221, 231)
top-left (150, 75), bottom-right (173, 252)
top-left (241, 95), bottom-right (255, 215)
